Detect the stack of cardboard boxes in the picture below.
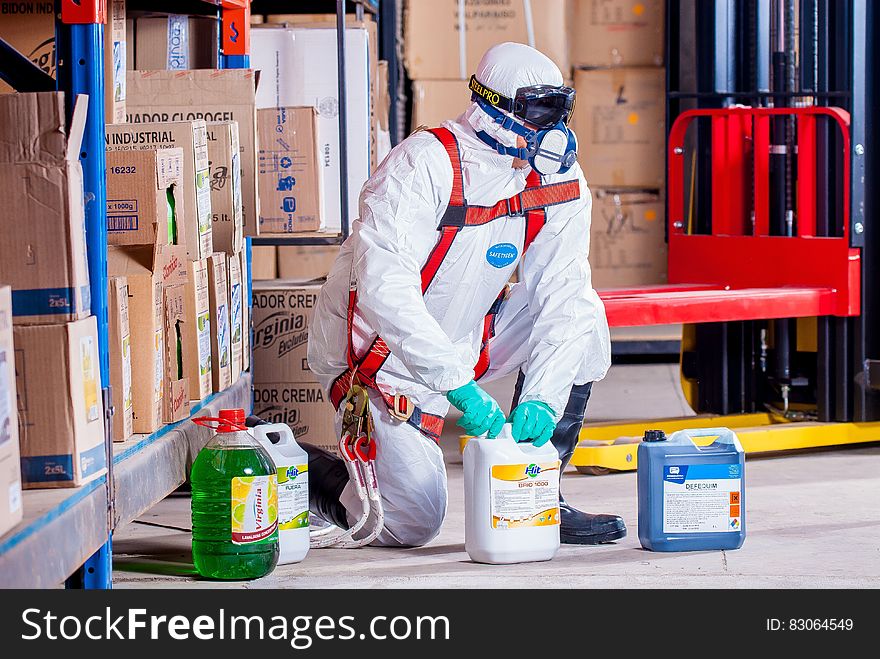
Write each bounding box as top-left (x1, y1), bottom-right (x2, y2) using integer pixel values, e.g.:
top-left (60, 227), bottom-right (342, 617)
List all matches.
top-left (116, 27), bottom-right (260, 379)
top-left (571, 0), bottom-right (667, 288)
top-left (247, 14), bottom-right (386, 282)
top-left (405, 0), bottom-right (571, 129)
top-left (0, 93), bottom-right (107, 492)
top-left (105, 112), bottom-right (250, 438)
top-left (252, 281), bottom-right (337, 454)
top-left (249, 16), bottom-right (377, 238)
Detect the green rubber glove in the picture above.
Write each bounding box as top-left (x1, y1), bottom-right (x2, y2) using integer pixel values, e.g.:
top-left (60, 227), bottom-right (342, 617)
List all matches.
top-left (446, 380), bottom-right (506, 438)
top-left (508, 401), bottom-right (556, 446)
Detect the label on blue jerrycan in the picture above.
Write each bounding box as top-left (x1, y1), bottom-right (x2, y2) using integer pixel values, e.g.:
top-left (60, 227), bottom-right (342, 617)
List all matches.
top-left (638, 427), bottom-right (746, 552)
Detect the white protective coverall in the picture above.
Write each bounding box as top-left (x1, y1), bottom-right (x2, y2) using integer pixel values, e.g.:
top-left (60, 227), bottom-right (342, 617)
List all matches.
top-left (308, 42), bottom-right (612, 547)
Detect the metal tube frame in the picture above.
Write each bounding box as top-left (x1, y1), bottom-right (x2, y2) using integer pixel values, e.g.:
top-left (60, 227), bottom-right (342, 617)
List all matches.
top-left (55, 0), bottom-right (111, 590)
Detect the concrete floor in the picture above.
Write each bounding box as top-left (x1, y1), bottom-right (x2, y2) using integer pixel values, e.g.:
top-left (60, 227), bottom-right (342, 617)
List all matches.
top-left (113, 364), bottom-right (880, 588)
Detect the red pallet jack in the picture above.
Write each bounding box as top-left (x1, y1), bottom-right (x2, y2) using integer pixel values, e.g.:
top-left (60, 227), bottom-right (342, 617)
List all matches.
top-left (572, 106), bottom-right (875, 474)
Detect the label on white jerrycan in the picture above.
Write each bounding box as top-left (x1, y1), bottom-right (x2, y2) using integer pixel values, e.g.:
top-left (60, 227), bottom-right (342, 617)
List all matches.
top-left (252, 423), bottom-right (310, 565)
top-left (464, 424), bottom-right (561, 565)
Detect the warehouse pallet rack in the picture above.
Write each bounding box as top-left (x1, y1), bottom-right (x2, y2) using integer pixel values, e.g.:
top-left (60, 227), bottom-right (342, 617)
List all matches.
top-left (0, 0), bottom-right (386, 589)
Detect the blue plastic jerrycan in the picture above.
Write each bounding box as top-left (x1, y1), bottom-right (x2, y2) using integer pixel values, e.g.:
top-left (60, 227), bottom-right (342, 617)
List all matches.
top-left (638, 427), bottom-right (746, 552)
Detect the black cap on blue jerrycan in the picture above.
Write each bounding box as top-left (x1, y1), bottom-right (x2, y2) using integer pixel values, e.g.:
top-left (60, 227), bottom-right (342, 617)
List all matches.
top-left (643, 429), bottom-right (667, 442)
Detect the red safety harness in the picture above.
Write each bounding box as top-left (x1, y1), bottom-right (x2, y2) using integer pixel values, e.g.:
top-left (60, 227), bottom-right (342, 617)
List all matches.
top-left (329, 127), bottom-right (581, 442)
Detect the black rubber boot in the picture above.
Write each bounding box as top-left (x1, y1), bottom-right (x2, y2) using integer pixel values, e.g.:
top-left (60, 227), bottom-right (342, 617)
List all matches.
top-left (512, 375), bottom-right (627, 545)
top-left (246, 415), bottom-right (350, 530)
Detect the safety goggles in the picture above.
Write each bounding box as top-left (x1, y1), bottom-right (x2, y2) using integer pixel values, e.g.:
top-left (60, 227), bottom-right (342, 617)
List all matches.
top-left (469, 75), bottom-right (576, 129)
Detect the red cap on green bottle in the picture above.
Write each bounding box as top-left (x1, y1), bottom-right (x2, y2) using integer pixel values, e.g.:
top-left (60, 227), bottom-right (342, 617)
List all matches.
top-left (218, 408), bottom-right (246, 433)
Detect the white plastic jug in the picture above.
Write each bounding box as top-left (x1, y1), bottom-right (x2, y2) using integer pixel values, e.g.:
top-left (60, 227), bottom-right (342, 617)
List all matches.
top-left (252, 423), bottom-right (309, 565)
top-left (463, 424), bottom-right (561, 564)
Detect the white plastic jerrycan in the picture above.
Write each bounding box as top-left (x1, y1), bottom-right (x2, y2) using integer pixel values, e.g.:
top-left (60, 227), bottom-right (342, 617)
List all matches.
top-left (252, 423), bottom-right (309, 565)
top-left (463, 424), bottom-right (561, 564)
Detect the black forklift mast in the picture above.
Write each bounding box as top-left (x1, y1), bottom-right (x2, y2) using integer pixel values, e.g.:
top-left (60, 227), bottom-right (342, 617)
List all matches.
top-left (667, 0), bottom-right (878, 422)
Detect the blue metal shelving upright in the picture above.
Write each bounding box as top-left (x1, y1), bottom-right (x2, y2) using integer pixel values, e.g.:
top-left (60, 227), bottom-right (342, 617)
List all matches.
top-left (54, 0), bottom-right (112, 590)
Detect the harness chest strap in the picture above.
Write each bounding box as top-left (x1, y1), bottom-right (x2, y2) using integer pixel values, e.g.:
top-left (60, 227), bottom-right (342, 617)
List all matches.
top-left (329, 126), bottom-right (580, 441)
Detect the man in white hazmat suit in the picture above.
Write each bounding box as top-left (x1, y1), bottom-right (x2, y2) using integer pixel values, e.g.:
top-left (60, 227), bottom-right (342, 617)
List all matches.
top-left (305, 42), bottom-right (622, 547)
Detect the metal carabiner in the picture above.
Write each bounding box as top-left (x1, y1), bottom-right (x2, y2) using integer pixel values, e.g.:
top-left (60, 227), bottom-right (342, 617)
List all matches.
top-left (310, 384), bottom-right (385, 549)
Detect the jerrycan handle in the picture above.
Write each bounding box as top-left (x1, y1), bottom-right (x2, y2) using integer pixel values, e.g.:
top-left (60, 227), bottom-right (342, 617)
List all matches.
top-left (253, 423), bottom-right (295, 447)
top-left (493, 423), bottom-right (516, 443)
top-left (676, 427), bottom-right (739, 447)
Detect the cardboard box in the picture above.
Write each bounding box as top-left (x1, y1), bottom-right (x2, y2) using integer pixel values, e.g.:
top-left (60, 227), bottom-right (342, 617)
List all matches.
top-left (411, 79), bottom-right (472, 131)
top-left (106, 120), bottom-right (213, 260)
top-left (183, 259), bottom-right (212, 401)
top-left (571, 0), bottom-right (665, 68)
top-left (108, 247), bottom-right (162, 434)
top-left (257, 107), bottom-right (324, 233)
top-left (134, 15), bottom-right (219, 70)
top-left (403, 0), bottom-right (570, 80)
top-left (0, 92), bottom-right (91, 325)
top-left (207, 121), bottom-right (244, 253)
top-left (590, 189), bottom-right (667, 288)
top-left (263, 15), bottom-right (379, 170)
top-left (106, 147), bottom-right (185, 247)
top-left (277, 245), bottom-right (339, 280)
top-left (227, 254), bottom-right (243, 383)
top-left (572, 67), bottom-right (666, 188)
top-left (252, 246), bottom-right (278, 280)
top-left (126, 69), bottom-right (260, 237)
top-left (253, 383), bottom-right (337, 454)
top-left (14, 316), bottom-right (106, 488)
top-left (252, 281), bottom-right (321, 384)
top-left (162, 282), bottom-right (190, 423)
top-left (239, 250), bottom-right (250, 372)
top-left (208, 254), bottom-right (232, 393)
top-left (107, 244), bottom-right (187, 433)
top-left (0, 286), bottom-right (23, 534)
top-left (0, 0), bottom-right (127, 123)
top-left (252, 26), bottom-right (371, 232)
top-left (108, 277), bottom-right (133, 442)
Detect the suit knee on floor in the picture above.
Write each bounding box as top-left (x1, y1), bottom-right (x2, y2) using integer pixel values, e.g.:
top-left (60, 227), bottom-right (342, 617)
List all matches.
top-left (372, 470), bottom-right (448, 547)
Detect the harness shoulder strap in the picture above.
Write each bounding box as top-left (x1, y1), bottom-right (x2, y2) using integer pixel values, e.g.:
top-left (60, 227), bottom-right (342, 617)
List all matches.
top-left (524, 169), bottom-right (546, 253)
top-left (427, 127), bottom-right (466, 208)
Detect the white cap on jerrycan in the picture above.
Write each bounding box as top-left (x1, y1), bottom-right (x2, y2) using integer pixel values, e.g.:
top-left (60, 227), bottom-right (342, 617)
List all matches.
top-left (463, 424), bottom-right (561, 565)
top-left (252, 423), bottom-right (310, 565)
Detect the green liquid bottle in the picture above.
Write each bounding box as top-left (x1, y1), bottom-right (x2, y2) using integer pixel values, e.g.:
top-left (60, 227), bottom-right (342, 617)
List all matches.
top-left (191, 408), bottom-right (279, 580)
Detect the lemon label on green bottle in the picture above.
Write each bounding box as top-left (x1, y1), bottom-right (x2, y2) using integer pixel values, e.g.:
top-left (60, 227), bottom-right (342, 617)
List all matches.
top-left (231, 475), bottom-right (278, 544)
top-left (277, 463), bottom-right (309, 531)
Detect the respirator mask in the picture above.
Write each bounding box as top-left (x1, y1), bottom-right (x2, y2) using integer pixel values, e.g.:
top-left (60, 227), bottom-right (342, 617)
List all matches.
top-left (469, 74), bottom-right (578, 176)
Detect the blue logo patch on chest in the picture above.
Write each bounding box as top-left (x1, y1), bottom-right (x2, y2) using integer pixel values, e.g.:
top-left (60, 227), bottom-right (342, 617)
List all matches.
top-left (486, 242), bottom-right (518, 268)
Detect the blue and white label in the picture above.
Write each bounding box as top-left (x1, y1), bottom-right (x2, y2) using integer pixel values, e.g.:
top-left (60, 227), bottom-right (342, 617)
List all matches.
top-left (663, 462), bottom-right (742, 534)
top-left (663, 463), bottom-right (741, 484)
top-left (486, 243), bottom-right (518, 269)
